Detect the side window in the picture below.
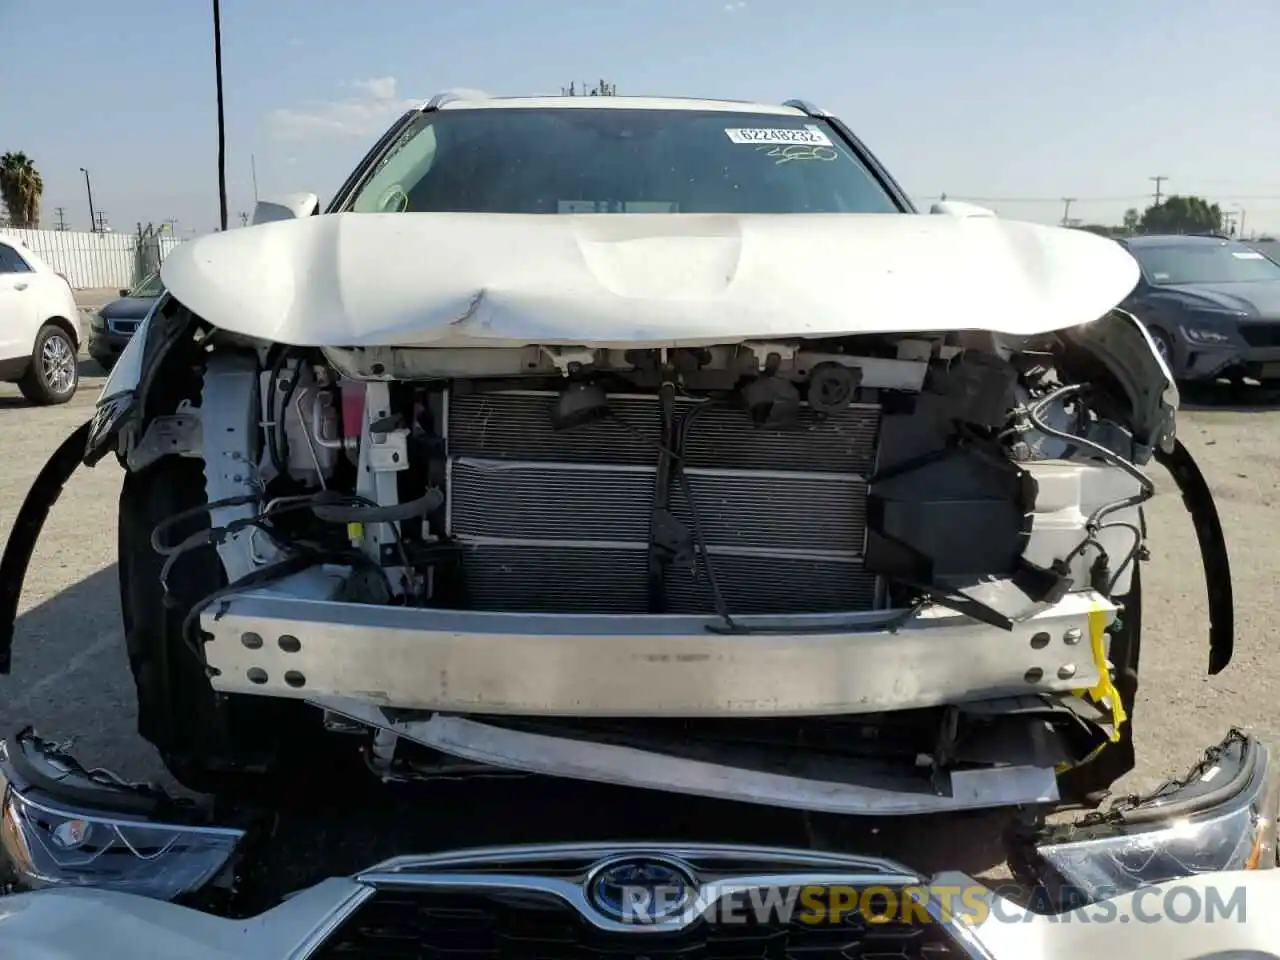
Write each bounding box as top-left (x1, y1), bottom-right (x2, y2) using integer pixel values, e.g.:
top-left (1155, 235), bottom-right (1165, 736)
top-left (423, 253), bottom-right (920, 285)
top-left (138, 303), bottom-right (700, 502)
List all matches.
top-left (0, 244), bottom-right (32, 274)
top-left (351, 123), bottom-right (439, 213)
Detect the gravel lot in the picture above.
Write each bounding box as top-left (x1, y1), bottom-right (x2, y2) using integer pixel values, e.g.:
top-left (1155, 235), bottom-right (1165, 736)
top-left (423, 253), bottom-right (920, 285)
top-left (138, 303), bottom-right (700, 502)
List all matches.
top-left (0, 354), bottom-right (1275, 883)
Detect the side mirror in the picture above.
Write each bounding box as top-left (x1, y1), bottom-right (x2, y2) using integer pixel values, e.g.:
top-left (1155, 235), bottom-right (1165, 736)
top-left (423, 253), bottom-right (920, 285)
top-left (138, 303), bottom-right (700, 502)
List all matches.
top-left (251, 192), bottom-right (320, 226)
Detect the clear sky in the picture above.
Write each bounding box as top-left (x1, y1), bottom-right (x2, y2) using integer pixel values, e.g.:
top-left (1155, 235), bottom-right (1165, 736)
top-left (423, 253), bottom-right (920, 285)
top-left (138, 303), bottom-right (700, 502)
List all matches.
top-left (5, 0), bottom-right (1279, 236)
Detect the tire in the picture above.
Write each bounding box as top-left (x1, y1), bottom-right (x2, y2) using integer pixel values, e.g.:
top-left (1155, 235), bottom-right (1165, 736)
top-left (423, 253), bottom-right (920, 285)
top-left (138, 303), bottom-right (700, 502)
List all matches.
top-left (1147, 326), bottom-right (1175, 374)
top-left (120, 456), bottom-right (358, 800)
top-left (18, 324), bottom-right (79, 405)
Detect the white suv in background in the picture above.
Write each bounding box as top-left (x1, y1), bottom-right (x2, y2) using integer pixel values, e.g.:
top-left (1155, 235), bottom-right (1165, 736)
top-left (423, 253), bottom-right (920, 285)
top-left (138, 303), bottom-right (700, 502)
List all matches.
top-left (0, 236), bottom-right (81, 404)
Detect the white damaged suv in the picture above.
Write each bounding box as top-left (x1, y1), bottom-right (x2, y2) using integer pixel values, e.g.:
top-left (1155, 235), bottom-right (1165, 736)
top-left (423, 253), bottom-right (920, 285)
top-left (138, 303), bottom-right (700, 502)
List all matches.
top-left (0, 92), bottom-right (1232, 814)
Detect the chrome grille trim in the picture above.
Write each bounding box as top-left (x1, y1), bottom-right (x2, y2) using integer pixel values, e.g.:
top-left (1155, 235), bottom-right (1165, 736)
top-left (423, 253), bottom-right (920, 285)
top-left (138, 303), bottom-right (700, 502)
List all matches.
top-left (357, 842), bottom-right (924, 936)
top-left (295, 842), bottom-right (994, 958)
top-left (360, 840), bottom-right (923, 876)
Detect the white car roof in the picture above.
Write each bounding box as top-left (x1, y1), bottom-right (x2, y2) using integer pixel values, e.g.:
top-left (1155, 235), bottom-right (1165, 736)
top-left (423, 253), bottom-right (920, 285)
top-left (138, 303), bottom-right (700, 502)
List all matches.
top-left (0, 233), bottom-right (54, 272)
top-left (420, 93), bottom-right (810, 116)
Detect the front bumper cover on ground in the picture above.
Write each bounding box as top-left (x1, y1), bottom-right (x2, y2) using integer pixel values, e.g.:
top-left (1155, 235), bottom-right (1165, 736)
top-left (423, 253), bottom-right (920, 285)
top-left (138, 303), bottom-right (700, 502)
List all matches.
top-left (0, 728), bottom-right (1275, 959)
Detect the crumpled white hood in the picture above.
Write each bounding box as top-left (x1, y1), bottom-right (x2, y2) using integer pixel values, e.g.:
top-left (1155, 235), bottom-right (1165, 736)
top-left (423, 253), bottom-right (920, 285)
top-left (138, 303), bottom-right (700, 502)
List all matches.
top-left (160, 211), bottom-right (1140, 348)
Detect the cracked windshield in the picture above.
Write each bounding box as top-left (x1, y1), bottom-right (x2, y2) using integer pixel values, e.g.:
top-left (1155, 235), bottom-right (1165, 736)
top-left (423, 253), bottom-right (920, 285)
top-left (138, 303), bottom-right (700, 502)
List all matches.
top-left (0, 2), bottom-right (1277, 958)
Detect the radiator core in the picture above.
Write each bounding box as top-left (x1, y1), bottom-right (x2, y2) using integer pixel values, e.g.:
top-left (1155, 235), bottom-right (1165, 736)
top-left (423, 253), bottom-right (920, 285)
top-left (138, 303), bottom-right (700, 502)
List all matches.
top-left (444, 390), bottom-right (881, 615)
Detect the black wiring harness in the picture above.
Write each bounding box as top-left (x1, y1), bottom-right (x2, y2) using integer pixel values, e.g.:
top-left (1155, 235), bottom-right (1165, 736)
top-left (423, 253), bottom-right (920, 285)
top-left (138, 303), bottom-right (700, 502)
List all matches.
top-left (264, 349), bottom-right (309, 478)
top-left (150, 490), bottom-right (439, 663)
top-left (1024, 382), bottom-right (1156, 595)
top-left (608, 400), bottom-right (740, 634)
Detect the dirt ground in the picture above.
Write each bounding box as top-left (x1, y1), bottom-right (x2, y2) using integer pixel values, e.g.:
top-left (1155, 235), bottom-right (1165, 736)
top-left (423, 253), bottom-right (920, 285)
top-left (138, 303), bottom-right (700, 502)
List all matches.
top-left (0, 362), bottom-right (1274, 887)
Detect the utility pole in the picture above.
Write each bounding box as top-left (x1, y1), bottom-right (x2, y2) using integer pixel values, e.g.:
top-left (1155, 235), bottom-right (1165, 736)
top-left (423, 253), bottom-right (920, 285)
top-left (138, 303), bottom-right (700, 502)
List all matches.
top-left (1150, 175), bottom-right (1168, 206)
top-left (1060, 197), bottom-right (1076, 226)
top-left (213, 0), bottom-right (229, 231)
top-left (53, 207), bottom-right (68, 231)
top-left (79, 167), bottom-right (97, 233)
top-left (94, 211), bottom-right (109, 233)
top-left (250, 154), bottom-right (259, 202)
top-left (238, 211), bottom-right (249, 227)
top-left (164, 218), bottom-right (179, 234)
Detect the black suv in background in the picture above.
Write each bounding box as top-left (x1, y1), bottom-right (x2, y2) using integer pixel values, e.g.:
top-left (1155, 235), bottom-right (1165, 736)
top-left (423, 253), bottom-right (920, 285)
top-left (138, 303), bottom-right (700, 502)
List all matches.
top-left (88, 271), bottom-right (163, 371)
top-left (1117, 234), bottom-right (1280, 384)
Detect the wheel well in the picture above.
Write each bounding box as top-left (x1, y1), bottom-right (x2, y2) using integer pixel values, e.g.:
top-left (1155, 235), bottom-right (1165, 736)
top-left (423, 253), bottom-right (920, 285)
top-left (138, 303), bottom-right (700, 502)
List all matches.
top-left (43, 316), bottom-right (81, 348)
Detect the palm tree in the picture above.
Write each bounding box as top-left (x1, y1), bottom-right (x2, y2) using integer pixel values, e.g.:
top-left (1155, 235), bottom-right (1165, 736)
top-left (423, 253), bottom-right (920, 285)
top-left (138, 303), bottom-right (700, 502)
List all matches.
top-left (0, 152), bottom-right (44, 228)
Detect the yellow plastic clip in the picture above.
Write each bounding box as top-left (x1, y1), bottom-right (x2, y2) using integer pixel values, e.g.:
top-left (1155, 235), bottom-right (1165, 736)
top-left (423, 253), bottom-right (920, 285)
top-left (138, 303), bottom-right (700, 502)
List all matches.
top-left (347, 521), bottom-right (364, 542)
top-left (1056, 608), bottom-right (1127, 772)
top-left (1073, 607), bottom-right (1127, 742)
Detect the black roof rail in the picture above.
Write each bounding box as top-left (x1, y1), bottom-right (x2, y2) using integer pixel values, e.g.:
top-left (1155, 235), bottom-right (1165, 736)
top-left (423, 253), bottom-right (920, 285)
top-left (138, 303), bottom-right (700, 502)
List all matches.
top-left (425, 89), bottom-right (490, 111)
top-left (782, 99), bottom-right (830, 117)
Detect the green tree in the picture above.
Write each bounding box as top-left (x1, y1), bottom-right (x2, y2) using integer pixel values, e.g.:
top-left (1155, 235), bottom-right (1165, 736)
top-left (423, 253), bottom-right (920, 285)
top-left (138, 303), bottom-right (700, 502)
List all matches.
top-left (0, 152), bottom-right (43, 228)
top-left (1122, 208), bottom-right (1140, 233)
top-left (562, 79), bottom-right (618, 96)
top-left (1139, 195), bottom-right (1222, 235)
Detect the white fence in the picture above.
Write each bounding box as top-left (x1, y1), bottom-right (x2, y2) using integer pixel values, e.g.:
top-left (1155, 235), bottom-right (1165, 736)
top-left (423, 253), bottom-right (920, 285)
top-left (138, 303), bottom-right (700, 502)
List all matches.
top-left (1, 227), bottom-right (185, 290)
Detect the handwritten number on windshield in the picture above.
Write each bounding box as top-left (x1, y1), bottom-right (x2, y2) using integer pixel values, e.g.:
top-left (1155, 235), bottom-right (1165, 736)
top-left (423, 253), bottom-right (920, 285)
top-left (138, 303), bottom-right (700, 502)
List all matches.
top-left (755, 145), bottom-right (839, 166)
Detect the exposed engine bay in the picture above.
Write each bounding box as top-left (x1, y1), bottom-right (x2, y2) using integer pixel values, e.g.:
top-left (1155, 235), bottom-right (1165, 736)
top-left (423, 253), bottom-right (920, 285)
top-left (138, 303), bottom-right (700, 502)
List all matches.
top-left (223, 326), bottom-right (1159, 624)
top-left (0, 287), bottom-right (1210, 814)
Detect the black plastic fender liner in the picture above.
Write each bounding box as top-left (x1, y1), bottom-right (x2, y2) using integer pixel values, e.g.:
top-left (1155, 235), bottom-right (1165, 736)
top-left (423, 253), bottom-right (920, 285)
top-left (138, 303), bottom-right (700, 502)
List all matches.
top-left (0, 419), bottom-right (92, 674)
top-left (1154, 437), bottom-right (1234, 675)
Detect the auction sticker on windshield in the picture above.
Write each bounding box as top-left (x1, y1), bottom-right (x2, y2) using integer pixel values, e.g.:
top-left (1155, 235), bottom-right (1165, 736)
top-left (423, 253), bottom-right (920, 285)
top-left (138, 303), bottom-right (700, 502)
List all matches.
top-left (725, 124), bottom-right (832, 146)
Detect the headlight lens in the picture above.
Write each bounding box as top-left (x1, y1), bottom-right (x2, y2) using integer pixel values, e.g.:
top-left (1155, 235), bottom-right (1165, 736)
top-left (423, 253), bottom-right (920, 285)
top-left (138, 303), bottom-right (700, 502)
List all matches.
top-left (0, 734), bottom-right (246, 902)
top-left (1180, 326), bottom-right (1232, 344)
top-left (89, 311), bottom-right (105, 332)
top-left (1029, 732), bottom-right (1277, 903)
top-left (0, 788), bottom-right (244, 901)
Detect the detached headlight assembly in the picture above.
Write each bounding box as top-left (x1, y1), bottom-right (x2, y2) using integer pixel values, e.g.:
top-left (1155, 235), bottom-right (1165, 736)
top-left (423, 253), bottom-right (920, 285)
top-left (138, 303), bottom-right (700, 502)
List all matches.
top-left (0, 729), bottom-right (247, 902)
top-left (1014, 730), bottom-right (1278, 907)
